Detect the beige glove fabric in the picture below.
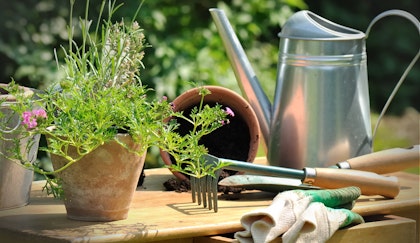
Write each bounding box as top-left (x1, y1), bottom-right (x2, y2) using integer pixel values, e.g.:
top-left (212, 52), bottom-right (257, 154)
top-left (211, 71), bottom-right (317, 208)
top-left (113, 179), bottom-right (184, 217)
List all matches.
top-left (282, 202), bottom-right (364, 243)
top-left (234, 187), bottom-right (363, 243)
top-left (234, 190), bottom-right (312, 243)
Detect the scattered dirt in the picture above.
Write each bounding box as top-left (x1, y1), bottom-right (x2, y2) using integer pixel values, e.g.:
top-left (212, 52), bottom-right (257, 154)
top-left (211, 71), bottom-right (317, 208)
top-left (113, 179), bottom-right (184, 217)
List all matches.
top-left (163, 178), bottom-right (190, 192)
top-left (162, 170), bottom-right (245, 195)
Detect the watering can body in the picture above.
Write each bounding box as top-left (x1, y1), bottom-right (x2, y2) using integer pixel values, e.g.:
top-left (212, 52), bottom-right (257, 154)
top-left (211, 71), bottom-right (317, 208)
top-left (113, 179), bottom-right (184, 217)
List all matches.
top-left (271, 11), bottom-right (373, 168)
top-left (210, 9), bottom-right (373, 169)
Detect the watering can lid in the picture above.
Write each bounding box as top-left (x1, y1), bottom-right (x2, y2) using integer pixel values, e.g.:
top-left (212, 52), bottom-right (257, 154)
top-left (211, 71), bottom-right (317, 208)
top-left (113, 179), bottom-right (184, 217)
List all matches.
top-left (279, 10), bottom-right (365, 40)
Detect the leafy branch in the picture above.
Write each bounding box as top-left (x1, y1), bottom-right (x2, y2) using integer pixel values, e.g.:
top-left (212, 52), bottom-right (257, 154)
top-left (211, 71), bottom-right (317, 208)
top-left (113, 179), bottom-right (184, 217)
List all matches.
top-left (160, 87), bottom-right (234, 179)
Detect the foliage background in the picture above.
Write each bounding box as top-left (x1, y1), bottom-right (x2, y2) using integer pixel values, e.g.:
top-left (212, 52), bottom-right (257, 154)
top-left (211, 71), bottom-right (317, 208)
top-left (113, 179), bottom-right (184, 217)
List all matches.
top-left (1, 0), bottom-right (419, 168)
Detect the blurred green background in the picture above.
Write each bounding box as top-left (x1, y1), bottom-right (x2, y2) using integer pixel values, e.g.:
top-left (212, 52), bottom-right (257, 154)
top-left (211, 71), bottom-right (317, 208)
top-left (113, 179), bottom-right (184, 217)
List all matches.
top-left (1, 0), bottom-right (418, 171)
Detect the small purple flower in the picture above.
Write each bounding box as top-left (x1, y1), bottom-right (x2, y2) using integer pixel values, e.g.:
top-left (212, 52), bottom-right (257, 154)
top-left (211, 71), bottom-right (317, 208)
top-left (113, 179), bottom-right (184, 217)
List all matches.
top-left (160, 96), bottom-right (168, 103)
top-left (220, 119), bottom-right (230, 126)
top-left (225, 107), bottom-right (235, 117)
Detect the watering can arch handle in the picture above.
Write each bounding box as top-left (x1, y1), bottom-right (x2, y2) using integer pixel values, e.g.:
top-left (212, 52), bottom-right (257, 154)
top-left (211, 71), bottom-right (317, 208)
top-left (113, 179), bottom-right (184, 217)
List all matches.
top-left (365, 10), bottom-right (420, 144)
top-left (366, 10), bottom-right (420, 37)
top-left (0, 115), bottom-right (21, 134)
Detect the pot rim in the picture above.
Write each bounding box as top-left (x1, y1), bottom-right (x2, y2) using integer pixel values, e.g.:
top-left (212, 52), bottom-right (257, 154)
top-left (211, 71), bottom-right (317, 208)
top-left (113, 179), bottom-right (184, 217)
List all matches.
top-left (0, 83), bottom-right (34, 103)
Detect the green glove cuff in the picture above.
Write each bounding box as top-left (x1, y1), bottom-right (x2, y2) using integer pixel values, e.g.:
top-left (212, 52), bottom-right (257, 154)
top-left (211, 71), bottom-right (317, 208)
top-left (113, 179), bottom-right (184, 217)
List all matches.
top-left (300, 186), bottom-right (361, 209)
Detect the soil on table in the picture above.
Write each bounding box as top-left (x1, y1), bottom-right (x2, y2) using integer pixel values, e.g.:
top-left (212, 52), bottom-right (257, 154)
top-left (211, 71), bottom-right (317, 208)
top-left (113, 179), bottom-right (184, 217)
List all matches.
top-left (163, 170), bottom-right (244, 193)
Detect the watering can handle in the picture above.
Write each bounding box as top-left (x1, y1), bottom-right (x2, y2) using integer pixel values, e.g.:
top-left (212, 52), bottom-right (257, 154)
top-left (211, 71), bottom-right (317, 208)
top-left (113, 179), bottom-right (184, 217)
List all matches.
top-left (0, 116), bottom-right (21, 134)
top-left (366, 10), bottom-right (420, 143)
top-left (366, 10), bottom-right (420, 37)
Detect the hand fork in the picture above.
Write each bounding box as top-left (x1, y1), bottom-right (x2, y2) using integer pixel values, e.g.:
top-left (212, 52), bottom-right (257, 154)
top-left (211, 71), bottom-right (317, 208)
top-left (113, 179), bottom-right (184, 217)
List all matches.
top-left (191, 154), bottom-right (402, 212)
top-left (190, 169), bottom-right (221, 212)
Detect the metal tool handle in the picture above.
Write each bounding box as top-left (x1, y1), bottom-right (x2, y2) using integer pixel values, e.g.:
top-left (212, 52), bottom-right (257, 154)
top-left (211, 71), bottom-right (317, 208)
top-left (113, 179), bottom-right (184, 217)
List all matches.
top-left (336, 145), bottom-right (419, 174)
top-left (304, 168), bottom-right (400, 198)
top-left (224, 160), bottom-right (305, 179)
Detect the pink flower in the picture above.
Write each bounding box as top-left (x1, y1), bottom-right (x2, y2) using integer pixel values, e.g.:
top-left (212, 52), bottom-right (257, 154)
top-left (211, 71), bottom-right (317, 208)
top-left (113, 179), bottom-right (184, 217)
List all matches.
top-left (22, 111), bottom-right (32, 122)
top-left (22, 111), bottom-right (36, 128)
top-left (22, 109), bottom-right (47, 129)
top-left (225, 107), bottom-right (235, 117)
top-left (32, 109), bottom-right (47, 118)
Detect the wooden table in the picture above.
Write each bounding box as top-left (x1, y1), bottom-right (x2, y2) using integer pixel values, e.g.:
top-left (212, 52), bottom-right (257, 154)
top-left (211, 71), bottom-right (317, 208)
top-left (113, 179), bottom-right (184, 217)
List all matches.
top-left (0, 158), bottom-right (419, 243)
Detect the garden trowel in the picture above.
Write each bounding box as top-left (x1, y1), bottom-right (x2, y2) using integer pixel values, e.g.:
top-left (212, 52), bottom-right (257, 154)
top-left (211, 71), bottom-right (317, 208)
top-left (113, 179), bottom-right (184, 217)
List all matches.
top-left (209, 145), bottom-right (419, 198)
top-left (219, 145), bottom-right (419, 193)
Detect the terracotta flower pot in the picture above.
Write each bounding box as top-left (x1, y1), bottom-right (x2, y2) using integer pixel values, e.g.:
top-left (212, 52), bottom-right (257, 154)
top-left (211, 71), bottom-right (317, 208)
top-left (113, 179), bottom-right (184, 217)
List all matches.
top-left (160, 85), bottom-right (260, 181)
top-left (50, 133), bottom-right (145, 221)
top-left (0, 84), bottom-right (40, 210)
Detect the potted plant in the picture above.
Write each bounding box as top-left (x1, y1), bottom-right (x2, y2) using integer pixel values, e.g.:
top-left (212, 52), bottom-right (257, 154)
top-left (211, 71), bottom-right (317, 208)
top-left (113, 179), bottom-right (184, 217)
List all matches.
top-left (2, 0), bottom-right (235, 221)
top-left (2, 0), bottom-right (168, 221)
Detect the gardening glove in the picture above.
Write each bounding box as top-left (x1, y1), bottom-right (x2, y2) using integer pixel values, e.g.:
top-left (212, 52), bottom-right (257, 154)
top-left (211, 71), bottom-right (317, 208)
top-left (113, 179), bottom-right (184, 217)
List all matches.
top-left (234, 186), bottom-right (362, 243)
top-left (282, 202), bottom-right (364, 243)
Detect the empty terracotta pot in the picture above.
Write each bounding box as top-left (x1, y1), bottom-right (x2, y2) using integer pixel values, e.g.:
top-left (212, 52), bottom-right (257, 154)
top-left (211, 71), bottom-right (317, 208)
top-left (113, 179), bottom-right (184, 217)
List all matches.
top-left (160, 85), bottom-right (260, 181)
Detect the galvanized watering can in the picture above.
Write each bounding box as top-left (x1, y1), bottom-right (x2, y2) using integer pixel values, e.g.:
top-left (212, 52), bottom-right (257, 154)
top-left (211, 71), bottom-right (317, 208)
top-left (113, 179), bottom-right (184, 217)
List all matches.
top-left (210, 9), bottom-right (419, 169)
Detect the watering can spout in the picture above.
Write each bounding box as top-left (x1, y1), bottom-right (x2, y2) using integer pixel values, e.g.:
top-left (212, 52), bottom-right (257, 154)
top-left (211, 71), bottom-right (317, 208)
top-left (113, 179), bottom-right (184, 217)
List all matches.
top-left (210, 8), bottom-right (271, 146)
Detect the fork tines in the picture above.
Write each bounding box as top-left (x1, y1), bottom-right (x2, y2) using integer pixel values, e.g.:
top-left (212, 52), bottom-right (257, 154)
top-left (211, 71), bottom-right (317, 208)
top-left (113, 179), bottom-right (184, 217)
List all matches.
top-left (191, 172), bottom-right (220, 212)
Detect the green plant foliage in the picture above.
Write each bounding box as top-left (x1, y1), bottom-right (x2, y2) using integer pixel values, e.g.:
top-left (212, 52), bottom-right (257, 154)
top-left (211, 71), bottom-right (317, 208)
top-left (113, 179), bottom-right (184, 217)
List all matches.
top-left (0, 0), bottom-right (68, 89)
